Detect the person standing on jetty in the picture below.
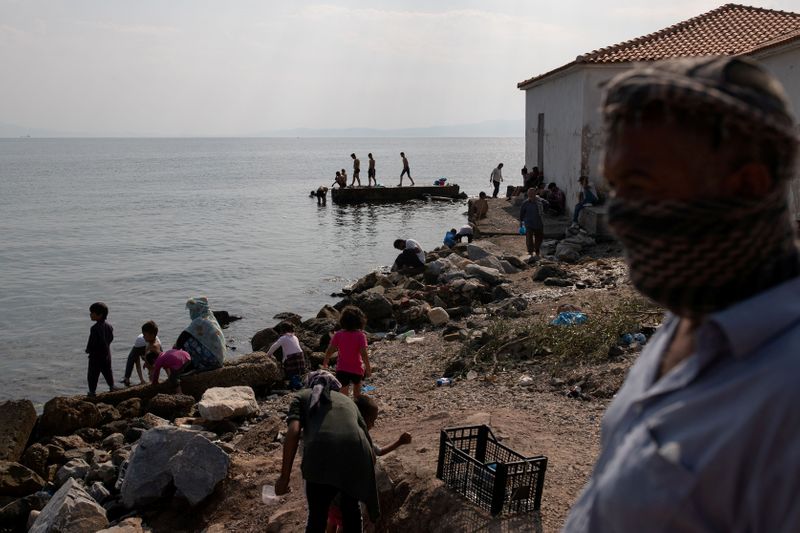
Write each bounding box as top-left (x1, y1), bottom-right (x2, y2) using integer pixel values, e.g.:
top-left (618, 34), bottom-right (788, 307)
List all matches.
top-left (85, 302), bottom-right (116, 396)
top-left (350, 153), bottom-right (361, 187)
top-left (398, 152), bottom-right (414, 186)
top-left (490, 162), bottom-right (504, 198)
top-left (367, 153), bottom-right (376, 186)
top-left (564, 57), bottom-right (800, 532)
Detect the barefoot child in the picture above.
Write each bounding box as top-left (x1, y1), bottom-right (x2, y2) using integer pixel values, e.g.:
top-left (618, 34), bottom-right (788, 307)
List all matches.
top-left (327, 395), bottom-right (411, 532)
top-left (323, 306), bottom-right (371, 399)
top-left (85, 302), bottom-right (115, 396)
top-left (122, 320), bottom-right (162, 386)
top-left (266, 322), bottom-right (307, 390)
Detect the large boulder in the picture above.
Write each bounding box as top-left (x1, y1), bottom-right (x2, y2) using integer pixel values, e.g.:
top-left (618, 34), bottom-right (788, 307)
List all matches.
top-left (145, 394), bottom-right (195, 421)
top-left (121, 427), bottom-right (229, 508)
top-left (301, 317), bottom-right (338, 335)
top-left (0, 400), bottom-right (37, 462)
top-left (427, 307), bottom-right (450, 327)
top-left (116, 398), bottom-right (142, 420)
top-left (0, 461), bottom-right (45, 497)
top-left (476, 255), bottom-right (505, 272)
top-left (464, 264), bottom-right (505, 285)
top-left (197, 387), bottom-right (258, 421)
top-left (555, 242), bottom-right (581, 263)
top-left (21, 443), bottom-right (49, 478)
top-left (533, 263), bottom-right (568, 281)
top-left (351, 292), bottom-right (394, 324)
top-left (350, 271), bottom-right (381, 294)
top-left (466, 242), bottom-right (499, 261)
top-left (54, 459), bottom-right (90, 488)
top-left (97, 517), bottom-right (145, 533)
top-left (29, 478), bottom-right (108, 533)
top-left (40, 398), bottom-right (100, 437)
top-left (251, 327), bottom-right (279, 351)
top-left (315, 305), bottom-right (340, 321)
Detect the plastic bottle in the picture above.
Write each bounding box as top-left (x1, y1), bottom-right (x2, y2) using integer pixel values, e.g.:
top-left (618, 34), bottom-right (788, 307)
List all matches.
top-left (396, 330), bottom-right (415, 340)
top-left (436, 377), bottom-right (453, 386)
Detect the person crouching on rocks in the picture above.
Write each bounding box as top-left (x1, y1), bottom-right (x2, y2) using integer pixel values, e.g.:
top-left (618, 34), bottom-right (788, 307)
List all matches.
top-left (145, 348), bottom-right (191, 392)
top-left (275, 370), bottom-right (379, 532)
top-left (391, 238), bottom-right (425, 276)
top-left (322, 306), bottom-right (371, 399)
top-left (173, 296), bottom-right (226, 372)
top-left (266, 322), bottom-right (307, 390)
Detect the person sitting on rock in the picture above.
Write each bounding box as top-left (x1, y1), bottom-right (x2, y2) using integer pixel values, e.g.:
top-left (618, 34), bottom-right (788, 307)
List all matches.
top-left (391, 238), bottom-right (425, 275)
top-left (327, 395), bottom-right (411, 532)
top-left (468, 192), bottom-right (489, 222)
top-left (146, 348), bottom-right (191, 389)
top-left (173, 296), bottom-right (226, 372)
top-left (275, 370), bottom-right (379, 532)
top-left (542, 182), bottom-right (566, 216)
top-left (572, 175), bottom-right (599, 225)
top-left (266, 322), bottom-right (307, 391)
top-left (332, 171), bottom-right (347, 188)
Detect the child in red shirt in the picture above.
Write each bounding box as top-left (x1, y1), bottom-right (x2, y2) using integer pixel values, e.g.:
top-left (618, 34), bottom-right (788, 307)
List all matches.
top-left (323, 306), bottom-right (371, 399)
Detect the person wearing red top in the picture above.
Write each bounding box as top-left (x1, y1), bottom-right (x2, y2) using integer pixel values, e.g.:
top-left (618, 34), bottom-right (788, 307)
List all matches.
top-left (322, 306), bottom-right (371, 399)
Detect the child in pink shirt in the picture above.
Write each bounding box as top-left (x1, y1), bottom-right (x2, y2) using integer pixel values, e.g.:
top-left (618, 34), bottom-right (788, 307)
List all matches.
top-left (323, 306), bottom-right (371, 398)
top-left (146, 349), bottom-right (191, 386)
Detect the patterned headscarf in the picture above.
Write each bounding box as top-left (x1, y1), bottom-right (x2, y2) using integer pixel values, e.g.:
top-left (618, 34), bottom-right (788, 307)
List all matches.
top-left (602, 56), bottom-right (799, 317)
top-left (304, 370), bottom-right (342, 411)
top-left (184, 296), bottom-right (227, 364)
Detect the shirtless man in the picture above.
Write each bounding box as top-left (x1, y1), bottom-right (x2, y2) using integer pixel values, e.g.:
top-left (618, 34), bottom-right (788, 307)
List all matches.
top-left (399, 152), bottom-right (414, 186)
top-left (367, 153), bottom-right (376, 187)
top-left (350, 154), bottom-right (361, 187)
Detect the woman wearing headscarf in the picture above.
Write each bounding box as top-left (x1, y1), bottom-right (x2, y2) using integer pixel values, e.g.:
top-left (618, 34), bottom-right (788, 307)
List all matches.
top-left (173, 296), bottom-right (226, 372)
top-left (276, 370), bottom-right (379, 532)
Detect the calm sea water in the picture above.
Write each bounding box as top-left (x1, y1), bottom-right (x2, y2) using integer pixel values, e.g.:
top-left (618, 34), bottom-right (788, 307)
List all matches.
top-left (0, 137), bottom-right (523, 406)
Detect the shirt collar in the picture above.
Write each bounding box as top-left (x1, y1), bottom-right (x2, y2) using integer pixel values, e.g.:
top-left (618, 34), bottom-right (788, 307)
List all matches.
top-left (708, 275), bottom-right (800, 360)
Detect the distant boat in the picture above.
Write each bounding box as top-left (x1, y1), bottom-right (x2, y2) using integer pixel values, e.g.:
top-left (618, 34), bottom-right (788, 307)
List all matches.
top-left (331, 184), bottom-right (462, 204)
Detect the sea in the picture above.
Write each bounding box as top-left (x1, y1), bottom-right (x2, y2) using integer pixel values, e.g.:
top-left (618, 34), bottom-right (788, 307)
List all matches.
top-left (0, 137), bottom-right (523, 407)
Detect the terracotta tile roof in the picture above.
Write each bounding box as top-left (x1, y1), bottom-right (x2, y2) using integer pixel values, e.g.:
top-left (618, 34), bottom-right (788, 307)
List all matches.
top-left (518, 3), bottom-right (800, 88)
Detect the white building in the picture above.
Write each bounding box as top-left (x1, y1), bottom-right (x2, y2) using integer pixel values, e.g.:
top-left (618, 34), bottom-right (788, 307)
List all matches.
top-left (517, 3), bottom-right (800, 218)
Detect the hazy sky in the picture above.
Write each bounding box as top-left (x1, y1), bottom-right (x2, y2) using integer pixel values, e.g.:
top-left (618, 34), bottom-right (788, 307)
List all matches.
top-left (1, 0), bottom-right (797, 136)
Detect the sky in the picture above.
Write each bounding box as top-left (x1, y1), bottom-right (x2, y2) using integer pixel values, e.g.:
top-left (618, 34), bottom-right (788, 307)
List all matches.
top-left (1, 0), bottom-right (797, 136)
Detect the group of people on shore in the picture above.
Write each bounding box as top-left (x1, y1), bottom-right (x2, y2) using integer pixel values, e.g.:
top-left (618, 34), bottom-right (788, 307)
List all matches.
top-left (271, 303), bottom-right (412, 531)
top-left (85, 296), bottom-right (226, 396)
top-left (331, 152), bottom-right (415, 189)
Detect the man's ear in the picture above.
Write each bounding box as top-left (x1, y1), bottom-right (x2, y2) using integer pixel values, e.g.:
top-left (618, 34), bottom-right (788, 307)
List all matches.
top-left (726, 163), bottom-right (772, 197)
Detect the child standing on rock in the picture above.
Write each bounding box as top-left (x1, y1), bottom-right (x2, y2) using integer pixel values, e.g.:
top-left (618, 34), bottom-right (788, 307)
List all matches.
top-left (266, 322), bottom-right (307, 390)
top-left (323, 306), bottom-right (371, 399)
top-left (85, 302), bottom-right (116, 396)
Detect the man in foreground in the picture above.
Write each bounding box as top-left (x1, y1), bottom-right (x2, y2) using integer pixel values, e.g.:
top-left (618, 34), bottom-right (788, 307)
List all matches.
top-left (564, 56), bottom-right (800, 531)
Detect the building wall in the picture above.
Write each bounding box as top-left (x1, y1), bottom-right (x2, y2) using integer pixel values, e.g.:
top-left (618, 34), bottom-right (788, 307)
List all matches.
top-left (754, 44), bottom-right (800, 218)
top-left (523, 67), bottom-right (586, 207)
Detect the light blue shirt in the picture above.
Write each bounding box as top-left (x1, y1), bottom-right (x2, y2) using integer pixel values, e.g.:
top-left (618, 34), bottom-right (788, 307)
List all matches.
top-left (564, 276), bottom-right (800, 533)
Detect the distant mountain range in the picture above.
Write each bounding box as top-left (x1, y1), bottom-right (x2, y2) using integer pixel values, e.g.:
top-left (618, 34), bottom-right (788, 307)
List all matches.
top-left (0, 119), bottom-right (524, 138)
top-left (261, 120), bottom-right (524, 138)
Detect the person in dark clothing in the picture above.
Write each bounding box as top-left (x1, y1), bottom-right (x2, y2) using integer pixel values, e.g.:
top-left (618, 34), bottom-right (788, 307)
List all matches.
top-left (519, 188), bottom-right (545, 257)
top-left (391, 238), bottom-right (425, 275)
top-left (543, 182), bottom-right (566, 215)
top-left (86, 302), bottom-right (115, 396)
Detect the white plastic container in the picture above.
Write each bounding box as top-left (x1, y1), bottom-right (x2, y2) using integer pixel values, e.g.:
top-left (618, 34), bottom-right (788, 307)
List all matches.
top-left (262, 484), bottom-right (279, 505)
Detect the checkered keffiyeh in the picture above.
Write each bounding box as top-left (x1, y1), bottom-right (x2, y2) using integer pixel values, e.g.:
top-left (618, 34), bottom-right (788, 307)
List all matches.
top-left (603, 56), bottom-right (798, 181)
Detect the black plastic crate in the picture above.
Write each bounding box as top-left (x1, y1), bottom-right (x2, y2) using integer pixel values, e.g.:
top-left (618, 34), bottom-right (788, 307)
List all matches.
top-left (436, 425), bottom-right (547, 516)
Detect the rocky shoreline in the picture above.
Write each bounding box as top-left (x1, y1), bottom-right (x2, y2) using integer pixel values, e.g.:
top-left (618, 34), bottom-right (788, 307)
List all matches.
top-left (0, 198), bottom-right (661, 532)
